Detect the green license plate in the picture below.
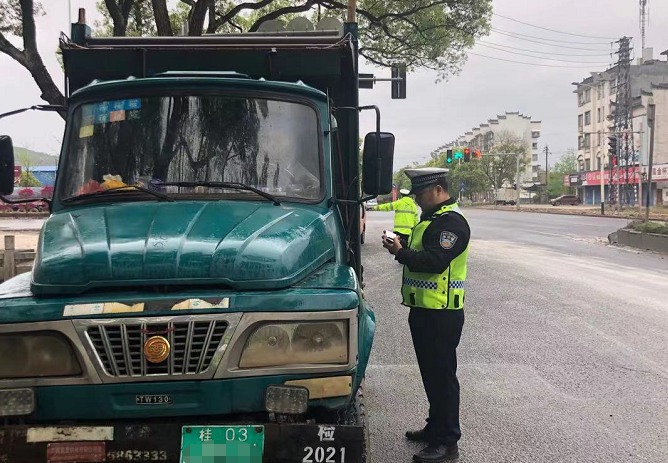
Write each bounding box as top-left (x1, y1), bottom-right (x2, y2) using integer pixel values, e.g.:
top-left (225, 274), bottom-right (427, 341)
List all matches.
top-left (180, 425), bottom-right (264, 463)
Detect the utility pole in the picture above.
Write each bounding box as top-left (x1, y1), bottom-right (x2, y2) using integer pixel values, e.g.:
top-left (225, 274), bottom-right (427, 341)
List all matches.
top-left (645, 103), bottom-right (656, 222)
top-left (347, 0), bottom-right (356, 22)
top-left (613, 37), bottom-right (633, 211)
top-left (515, 153), bottom-right (521, 211)
top-left (544, 145), bottom-right (549, 203)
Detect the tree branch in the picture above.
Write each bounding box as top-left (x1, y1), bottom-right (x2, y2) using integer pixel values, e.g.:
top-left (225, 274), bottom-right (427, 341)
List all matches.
top-left (250, 0), bottom-right (320, 32)
top-left (212, 0), bottom-right (277, 32)
top-left (0, 33), bottom-right (28, 68)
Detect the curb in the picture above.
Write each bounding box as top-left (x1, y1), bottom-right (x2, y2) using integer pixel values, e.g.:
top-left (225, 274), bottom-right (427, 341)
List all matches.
top-left (468, 206), bottom-right (667, 221)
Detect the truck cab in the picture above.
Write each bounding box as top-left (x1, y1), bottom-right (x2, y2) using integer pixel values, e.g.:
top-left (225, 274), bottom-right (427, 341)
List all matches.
top-left (0, 14), bottom-right (399, 463)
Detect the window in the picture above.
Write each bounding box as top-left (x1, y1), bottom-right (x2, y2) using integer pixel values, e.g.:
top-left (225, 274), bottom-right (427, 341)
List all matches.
top-left (578, 136), bottom-right (584, 150)
top-left (585, 89), bottom-right (591, 103)
top-left (578, 92), bottom-right (584, 106)
top-left (578, 114), bottom-right (583, 129)
top-left (532, 142), bottom-right (538, 149)
top-left (584, 133), bottom-right (591, 149)
top-left (585, 159), bottom-right (591, 171)
top-left (63, 95), bottom-right (322, 202)
top-left (532, 153), bottom-right (538, 162)
top-left (597, 108), bottom-right (602, 122)
top-left (597, 132), bottom-right (602, 146)
top-left (532, 165), bottom-right (540, 172)
top-left (584, 111), bottom-right (591, 126)
top-left (532, 131), bottom-right (540, 138)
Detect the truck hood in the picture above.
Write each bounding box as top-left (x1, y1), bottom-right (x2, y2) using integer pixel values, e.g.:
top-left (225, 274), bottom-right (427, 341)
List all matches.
top-left (32, 201), bottom-right (335, 296)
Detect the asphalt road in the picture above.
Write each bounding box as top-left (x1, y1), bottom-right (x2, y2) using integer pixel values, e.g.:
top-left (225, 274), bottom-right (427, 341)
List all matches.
top-left (363, 208), bottom-right (668, 463)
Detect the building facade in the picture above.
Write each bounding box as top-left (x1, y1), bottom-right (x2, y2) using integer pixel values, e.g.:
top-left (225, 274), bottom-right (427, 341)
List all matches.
top-left (573, 48), bottom-right (668, 205)
top-left (447, 111), bottom-right (542, 200)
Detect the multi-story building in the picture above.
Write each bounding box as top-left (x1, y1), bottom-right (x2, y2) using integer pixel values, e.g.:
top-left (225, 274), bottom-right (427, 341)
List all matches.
top-left (447, 111), bottom-right (542, 190)
top-left (573, 48), bottom-right (668, 205)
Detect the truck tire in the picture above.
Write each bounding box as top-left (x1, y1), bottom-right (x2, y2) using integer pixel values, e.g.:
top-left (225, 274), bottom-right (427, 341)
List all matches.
top-left (335, 385), bottom-right (370, 463)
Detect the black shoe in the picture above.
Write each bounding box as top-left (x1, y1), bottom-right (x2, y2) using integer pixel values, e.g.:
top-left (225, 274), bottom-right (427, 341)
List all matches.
top-left (405, 426), bottom-right (429, 442)
top-left (412, 444), bottom-right (459, 462)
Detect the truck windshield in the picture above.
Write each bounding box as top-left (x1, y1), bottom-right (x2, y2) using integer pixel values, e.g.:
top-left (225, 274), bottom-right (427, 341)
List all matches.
top-left (63, 95), bottom-right (322, 201)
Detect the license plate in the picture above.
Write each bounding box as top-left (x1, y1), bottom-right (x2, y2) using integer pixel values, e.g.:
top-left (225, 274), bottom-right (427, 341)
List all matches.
top-left (181, 426), bottom-right (264, 462)
top-left (136, 394), bottom-right (173, 405)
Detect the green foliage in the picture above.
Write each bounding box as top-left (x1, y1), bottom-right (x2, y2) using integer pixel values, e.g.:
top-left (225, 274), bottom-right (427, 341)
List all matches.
top-left (480, 131), bottom-right (528, 190)
top-left (0, 0), bottom-right (43, 36)
top-left (629, 220), bottom-right (668, 236)
top-left (94, 0), bottom-right (157, 37)
top-left (18, 171), bottom-right (41, 187)
top-left (446, 161), bottom-right (490, 197)
top-left (547, 150), bottom-right (577, 198)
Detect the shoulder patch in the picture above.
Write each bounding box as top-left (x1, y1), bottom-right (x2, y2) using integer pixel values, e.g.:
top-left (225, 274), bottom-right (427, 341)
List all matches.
top-left (440, 231), bottom-right (458, 249)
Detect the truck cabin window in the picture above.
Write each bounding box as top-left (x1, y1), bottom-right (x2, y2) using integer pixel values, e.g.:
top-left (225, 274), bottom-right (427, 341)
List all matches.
top-left (64, 96), bottom-right (321, 201)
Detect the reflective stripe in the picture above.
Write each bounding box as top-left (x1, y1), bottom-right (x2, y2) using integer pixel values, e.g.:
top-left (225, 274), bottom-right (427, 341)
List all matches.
top-left (395, 210), bottom-right (417, 214)
top-left (403, 277), bottom-right (438, 290)
top-left (394, 225), bottom-right (413, 229)
top-left (449, 280), bottom-right (465, 289)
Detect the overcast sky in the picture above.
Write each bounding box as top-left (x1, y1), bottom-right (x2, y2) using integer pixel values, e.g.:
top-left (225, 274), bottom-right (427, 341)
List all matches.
top-left (1, 0), bottom-right (667, 170)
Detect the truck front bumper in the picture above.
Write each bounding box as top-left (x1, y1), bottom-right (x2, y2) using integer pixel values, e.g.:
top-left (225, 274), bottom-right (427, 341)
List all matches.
top-left (0, 420), bottom-right (365, 463)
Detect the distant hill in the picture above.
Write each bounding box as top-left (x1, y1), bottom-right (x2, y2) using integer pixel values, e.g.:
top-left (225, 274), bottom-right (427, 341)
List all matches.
top-left (14, 146), bottom-right (58, 167)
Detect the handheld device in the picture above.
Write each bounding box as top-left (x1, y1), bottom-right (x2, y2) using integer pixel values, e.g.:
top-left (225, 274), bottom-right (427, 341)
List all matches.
top-left (383, 230), bottom-right (397, 243)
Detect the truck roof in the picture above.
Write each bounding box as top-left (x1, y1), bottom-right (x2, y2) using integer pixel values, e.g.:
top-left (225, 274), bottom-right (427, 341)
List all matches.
top-left (69, 74), bottom-right (328, 102)
top-left (61, 29), bottom-right (356, 97)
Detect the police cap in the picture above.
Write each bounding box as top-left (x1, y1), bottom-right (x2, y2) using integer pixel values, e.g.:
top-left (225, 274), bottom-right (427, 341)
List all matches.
top-left (405, 168), bottom-right (449, 194)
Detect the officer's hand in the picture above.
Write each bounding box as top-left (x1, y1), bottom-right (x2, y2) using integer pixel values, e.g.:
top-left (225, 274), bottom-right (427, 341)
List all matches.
top-left (382, 236), bottom-right (403, 255)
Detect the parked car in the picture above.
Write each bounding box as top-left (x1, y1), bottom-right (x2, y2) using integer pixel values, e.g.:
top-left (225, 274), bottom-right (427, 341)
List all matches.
top-left (551, 194), bottom-right (581, 206)
top-left (365, 198), bottom-right (378, 210)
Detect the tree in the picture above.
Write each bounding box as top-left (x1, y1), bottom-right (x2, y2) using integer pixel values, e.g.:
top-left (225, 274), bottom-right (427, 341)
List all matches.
top-left (0, 0), bottom-right (64, 108)
top-left (18, 171), bottom-right (41, 187)
top-left (548, 150), bottom-right (577, 198)
top-left (446, 160), bottom-right (490, 198)
top-left (480, 130), bottom-right (529, 192)
top-left (1, 0), bottom-right (491, 108)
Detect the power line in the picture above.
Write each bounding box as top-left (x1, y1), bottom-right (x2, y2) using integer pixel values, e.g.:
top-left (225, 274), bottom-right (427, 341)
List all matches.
top-left (492, 13), bottom-right (619, 40)
top-left (491, 27), bottom-right (614, 45)
top-left (491, 30), bottom-right (615, 51)
top-left (477, 43), bottom-right (614, 64)
top-left (467, 52), bottom-right (609, 68)
top-left (478, 40), bottom-right (613, 57)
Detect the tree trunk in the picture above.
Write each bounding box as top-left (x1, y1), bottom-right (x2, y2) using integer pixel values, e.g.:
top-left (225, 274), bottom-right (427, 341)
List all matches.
top-left (188, 0), bottom-right (209, 36)
top-left (152, 0), bottom-right (174, 36)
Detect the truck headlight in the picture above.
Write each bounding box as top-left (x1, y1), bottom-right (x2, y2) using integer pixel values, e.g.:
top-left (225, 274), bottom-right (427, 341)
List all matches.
top-left (239, 321), bottom-right (348, 368)
top-left (0, 332), bottom-right (82, 378)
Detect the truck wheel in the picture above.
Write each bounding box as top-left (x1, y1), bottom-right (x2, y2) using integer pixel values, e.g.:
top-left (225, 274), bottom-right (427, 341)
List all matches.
top-left (335, 385), bottom-right (370, 463)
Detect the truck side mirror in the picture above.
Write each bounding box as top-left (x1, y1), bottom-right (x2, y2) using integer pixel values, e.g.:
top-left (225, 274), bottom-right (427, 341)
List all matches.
top-left (0, 136), bottom-right (15, 195)
top-left (362, 132), bottom-right (395, 195)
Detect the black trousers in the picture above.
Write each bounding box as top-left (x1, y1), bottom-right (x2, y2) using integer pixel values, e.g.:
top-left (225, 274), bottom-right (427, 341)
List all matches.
top-left (409, 307), bottom-right (465, 446)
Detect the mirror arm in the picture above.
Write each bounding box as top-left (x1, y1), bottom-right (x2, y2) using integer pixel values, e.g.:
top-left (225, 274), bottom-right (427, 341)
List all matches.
top-left (335, 194), bottom-right (377, 206)
top-left (0, 105), bottom-right (67, 120)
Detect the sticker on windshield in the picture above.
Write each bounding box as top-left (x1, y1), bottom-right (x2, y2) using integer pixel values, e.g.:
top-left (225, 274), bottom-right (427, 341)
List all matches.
top-left (109, 110), bottom-right (125, 122)
top-left (63, 302), bottom-right (145, 316)
top-left (79, 125), bottom-right (94, 138)
top-left (171, 298), bottom-right (230, 311)
top-left (81, 99), bottom-right (142, 126)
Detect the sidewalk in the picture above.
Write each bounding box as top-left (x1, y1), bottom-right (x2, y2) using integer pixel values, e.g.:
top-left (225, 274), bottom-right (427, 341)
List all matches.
top-left (472, 204), bottom-right (668, 221)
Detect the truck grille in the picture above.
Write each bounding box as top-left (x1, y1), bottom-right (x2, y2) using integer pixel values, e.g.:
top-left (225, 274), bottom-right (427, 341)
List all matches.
top-left (86, 319), bottom-right (228, 377)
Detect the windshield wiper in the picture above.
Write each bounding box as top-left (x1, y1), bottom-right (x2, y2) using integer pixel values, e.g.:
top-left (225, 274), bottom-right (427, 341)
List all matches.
top-left (62, 185), bottom-right (175, 203)
top-left (156, 181), bottom-right (281, 206)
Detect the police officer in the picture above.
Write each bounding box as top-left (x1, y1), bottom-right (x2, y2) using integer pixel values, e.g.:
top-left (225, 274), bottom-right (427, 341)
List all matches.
top-left (372, 188), bottom-right (419, 240)
top-left (382, 168), bottom-right (470, 462)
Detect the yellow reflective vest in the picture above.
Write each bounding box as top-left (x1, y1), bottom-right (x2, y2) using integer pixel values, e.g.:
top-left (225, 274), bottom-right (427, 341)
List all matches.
top-left (401, 203), bottom-right (469, 310)
top-left (373, 196), bottom-right (419, 236)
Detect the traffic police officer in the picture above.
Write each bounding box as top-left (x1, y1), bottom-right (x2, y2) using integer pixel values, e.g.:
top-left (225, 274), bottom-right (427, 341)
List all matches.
top-left (372, 188), bottom-right (419, 240)
top-left (382, 168), bottom-right (470, 462)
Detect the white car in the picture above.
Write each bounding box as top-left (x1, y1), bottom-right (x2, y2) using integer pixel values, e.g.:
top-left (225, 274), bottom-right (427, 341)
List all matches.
top-left (365, 198), bottom-right (378, 210)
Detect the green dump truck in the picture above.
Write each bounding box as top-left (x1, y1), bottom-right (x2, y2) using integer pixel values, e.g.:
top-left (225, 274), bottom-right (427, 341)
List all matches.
top-left (0, 11), bottom-right (403, 463)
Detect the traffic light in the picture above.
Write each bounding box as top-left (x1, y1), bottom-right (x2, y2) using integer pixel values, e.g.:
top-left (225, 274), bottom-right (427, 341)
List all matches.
top-left (446, 149), bottom-right (453, 163)
top-left (475, 150), bottom-right (482, 158)
top-left (612, 155), bottom-right (618, 167)
top-left (464, 148), bottom-right (471, 162)
top-left (608, 136), bottom-right (617, 156)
